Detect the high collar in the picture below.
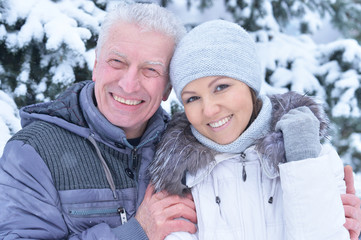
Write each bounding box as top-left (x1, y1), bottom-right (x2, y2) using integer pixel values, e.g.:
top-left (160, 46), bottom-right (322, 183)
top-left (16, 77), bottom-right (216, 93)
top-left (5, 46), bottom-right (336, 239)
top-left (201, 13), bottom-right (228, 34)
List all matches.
top-left (80, 82), bottom-right (127, 144)
top-left (80, 82), bottom-right (169, 148)
top-left (191, 95), bottom-right (272, 154)
top-left (20, 81), bottom-right (169, 149)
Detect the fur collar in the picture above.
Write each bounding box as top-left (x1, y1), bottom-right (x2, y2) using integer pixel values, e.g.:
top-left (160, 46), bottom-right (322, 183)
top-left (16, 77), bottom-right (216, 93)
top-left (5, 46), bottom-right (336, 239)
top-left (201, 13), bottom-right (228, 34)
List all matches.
top-left (149, 91), bottom-right (329, 196)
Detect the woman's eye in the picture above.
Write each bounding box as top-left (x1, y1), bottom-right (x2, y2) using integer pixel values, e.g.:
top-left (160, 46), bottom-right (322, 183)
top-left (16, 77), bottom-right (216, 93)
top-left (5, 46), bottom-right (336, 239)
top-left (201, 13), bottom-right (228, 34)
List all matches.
top-left (185, 96), bottom-right (200, 104)
top-left (215, 84), bottom-right (229, 92)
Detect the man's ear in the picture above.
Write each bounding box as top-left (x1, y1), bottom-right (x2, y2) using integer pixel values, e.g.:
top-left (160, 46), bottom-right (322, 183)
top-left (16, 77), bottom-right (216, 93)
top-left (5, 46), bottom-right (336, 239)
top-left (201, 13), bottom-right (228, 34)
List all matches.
top-left (162, 83), bottom-right (172, 101)
top-left (92, 52), bottom-right (98, 82)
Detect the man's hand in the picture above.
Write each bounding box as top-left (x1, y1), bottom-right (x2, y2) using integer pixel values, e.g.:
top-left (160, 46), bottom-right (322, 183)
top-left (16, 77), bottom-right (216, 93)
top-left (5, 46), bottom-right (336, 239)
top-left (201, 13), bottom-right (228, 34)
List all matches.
top-left (342, 165), bottom-right (361, 240)
top-left (135, 185), bottom-right (197, 240)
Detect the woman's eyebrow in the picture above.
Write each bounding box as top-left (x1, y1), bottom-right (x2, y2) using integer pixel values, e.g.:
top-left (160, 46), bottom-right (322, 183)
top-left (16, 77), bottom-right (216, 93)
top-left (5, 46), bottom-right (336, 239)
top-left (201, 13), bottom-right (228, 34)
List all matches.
top-left (208, 76), bottom-right (224, 88)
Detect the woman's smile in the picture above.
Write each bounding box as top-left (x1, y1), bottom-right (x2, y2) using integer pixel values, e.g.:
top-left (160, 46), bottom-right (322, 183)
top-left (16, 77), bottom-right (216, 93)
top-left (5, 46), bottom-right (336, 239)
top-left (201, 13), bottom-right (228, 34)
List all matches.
top-left (208, 115), bottom-right (233, 129)
top-left (182, 76), bottom-right (253, 145)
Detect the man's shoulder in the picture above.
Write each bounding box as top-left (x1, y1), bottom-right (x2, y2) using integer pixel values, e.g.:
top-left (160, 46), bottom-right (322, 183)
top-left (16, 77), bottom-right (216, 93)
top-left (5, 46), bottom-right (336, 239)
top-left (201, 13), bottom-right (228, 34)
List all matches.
top-left (10, 120), bottom-right (82, 147)
top-left (20, 80), bottom-right (92, 128)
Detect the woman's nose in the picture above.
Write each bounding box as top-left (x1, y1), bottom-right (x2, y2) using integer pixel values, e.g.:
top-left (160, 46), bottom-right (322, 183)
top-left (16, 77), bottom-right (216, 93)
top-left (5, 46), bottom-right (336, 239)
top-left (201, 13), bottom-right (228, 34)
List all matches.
top-left (202, 97), bottom-right (221, 118)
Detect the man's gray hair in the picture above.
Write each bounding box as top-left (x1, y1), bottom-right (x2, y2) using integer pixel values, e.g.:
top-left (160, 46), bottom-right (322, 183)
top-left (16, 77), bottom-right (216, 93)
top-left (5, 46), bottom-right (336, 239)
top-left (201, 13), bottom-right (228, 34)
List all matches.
top-left (96, 2), bottom-right (186, 55)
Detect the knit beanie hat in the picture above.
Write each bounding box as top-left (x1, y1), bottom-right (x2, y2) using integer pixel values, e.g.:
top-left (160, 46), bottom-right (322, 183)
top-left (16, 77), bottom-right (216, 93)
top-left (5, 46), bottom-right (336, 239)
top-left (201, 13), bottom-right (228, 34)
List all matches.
top-left (170, 19), bottom-right (262, 104)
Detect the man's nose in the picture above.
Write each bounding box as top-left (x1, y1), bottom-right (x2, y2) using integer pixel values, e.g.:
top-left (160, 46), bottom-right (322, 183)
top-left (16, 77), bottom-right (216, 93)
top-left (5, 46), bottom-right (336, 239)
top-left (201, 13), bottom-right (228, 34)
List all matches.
top-left (119, 67), bottom-right (141, 93)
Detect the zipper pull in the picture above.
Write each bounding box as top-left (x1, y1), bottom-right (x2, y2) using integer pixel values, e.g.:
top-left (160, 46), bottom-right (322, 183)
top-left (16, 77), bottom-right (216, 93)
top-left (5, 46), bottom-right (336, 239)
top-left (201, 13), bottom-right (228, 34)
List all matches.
top-left (118, 207), bottom-right (127, 224)
top-left (215, 196), bottom-right (221, 205)
top-left (242, 164), bottom-right (247, 182)
top-left (240, 152), bottom-right (247, 182)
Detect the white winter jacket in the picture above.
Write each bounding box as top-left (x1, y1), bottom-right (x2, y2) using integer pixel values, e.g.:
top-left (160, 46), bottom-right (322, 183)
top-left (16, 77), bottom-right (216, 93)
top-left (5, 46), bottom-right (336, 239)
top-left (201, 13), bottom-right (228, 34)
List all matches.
top-left (149, 92), bottom-right (350, 240)
top-left (165, 145), bottom-right (349, 240)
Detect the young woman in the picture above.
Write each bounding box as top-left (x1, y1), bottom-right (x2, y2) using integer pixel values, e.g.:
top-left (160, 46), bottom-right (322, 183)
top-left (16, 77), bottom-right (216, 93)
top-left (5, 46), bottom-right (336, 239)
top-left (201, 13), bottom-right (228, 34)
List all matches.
top-left (149, 20), bottom-right (350, 239)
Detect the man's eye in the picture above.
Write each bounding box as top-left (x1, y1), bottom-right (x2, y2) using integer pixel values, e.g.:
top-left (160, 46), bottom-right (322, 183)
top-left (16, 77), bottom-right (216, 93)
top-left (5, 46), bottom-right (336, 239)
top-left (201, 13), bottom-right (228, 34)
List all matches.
top-left (142, 67), bottom-right (161, 78)
top-left (185, 96), bottom-right (200, 104)
top-left (215, 84), bottom-right (229, 92)
top-left (108, 59), bottom-right (127, 69)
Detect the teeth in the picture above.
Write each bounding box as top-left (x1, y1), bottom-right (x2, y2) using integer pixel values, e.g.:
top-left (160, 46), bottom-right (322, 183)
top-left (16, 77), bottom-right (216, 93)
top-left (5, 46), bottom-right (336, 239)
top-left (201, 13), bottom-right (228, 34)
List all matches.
top-left (209, 116), bottom-right (232, 128)
top-left (113, 95), bottom-right (142, 106)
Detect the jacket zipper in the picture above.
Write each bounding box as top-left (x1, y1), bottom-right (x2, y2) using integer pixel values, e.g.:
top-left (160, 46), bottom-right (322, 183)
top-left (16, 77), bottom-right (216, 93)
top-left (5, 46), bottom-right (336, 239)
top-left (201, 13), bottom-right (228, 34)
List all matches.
top-left (240, 152), bottom-right (247, 182)
top-left (118, 207), bottom-right (128, 224)
top-left (69, 207), bottom-right (128, 224)
top-left (131, 148), bottom-right (138, 174)
top-left (122, 131), bottom-right (160, 207)
top-left (239, 153), bottom-right (247, 239)
top-left (123, 131), bottom-right (160, 182)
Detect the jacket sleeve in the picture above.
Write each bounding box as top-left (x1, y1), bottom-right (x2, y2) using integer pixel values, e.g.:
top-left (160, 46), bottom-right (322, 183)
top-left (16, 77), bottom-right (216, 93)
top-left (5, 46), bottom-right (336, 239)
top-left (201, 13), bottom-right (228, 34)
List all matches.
top-left (279, 144), bottom-right (350, 240)
top-left (164, 232), bottom-right (198, 240)
top-left (0, 140), bottom-right (146, 240)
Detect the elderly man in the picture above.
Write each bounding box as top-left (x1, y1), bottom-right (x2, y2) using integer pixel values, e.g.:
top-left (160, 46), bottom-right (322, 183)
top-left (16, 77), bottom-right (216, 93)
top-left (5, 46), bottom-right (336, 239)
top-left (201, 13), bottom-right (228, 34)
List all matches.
top-left (0, 2), bottom-right (359, 240)
top-left (0, 3), bottom-right (194, 240)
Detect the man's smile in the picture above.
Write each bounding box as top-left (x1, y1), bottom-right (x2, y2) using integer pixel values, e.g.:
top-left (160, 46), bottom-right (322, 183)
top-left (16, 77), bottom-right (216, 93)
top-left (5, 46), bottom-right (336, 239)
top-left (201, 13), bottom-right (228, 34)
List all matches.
top-left (112, 94), bottom-right (143, 106)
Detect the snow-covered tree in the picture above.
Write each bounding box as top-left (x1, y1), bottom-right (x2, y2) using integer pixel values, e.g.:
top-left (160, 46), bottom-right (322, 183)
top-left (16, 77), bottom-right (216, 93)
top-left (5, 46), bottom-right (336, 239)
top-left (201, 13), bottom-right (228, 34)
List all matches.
top-left (0, 0), bottom-right (361, 172)
top-left (331, 0), bottom-right (361, 43)
top-left (165, 0), bottom-right (361, 171)
top-left (0, 89), bottom-right (21, 156)
top-left (176, 0), bottom-right (361, 39)
top-left (0, 0), bottom-right (105, 107)
top-left (255, 30), bottom-right (361, 171)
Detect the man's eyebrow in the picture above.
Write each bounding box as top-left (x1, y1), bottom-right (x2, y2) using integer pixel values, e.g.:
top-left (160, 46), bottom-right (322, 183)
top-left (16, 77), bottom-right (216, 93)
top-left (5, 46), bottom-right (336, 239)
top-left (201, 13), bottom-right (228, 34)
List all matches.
top-left (145, 61), bottom-right (165, 67)
top-left (110, 51), bottom-right (165, 68)
top-left (144, 61), bottom-right (167, 73)
top-left (110, 50), bottom-right (127, 59)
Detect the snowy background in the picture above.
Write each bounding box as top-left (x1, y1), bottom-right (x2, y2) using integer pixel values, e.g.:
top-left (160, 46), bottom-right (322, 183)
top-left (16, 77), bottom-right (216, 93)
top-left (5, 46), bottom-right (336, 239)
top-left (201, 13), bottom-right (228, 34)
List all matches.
top-left (0, 0), bottom-right (361, 196)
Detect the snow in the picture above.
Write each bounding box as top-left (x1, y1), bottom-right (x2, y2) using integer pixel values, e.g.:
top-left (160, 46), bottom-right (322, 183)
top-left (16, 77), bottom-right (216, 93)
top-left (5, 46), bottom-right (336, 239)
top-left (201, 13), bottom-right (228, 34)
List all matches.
top-left (3, 0), bottom-right (100, 52)
top-left (0, 0), bottom-right (360, 197)
top-left (166, 1), bottom-right (233, 26)
top-left (0, 91), bottom-right (21, 156)
top-left (14, 84), bottom-right (27, 97)
top-left (313, 24), bottom-right (342, 44)
top-left (50, 61), bottom-right (75, 85)
top-left (0, 24), bottom-right (6, 40)
top-left (321, 39), bottom-right (361, 64)
top-left (356, 173), bottom-right (361, 198)
top-left (84, 48), bottom-right (96, 71)
top-left (255, 1), bottom-right (280, 32)
top-left (255, 32), bottom-right (326, 97)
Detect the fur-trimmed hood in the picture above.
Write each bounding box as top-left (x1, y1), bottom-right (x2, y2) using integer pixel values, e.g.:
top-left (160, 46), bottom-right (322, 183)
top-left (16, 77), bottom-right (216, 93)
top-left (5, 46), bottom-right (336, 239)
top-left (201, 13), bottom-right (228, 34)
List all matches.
top-left (149, 91), bottom-right (329, 196)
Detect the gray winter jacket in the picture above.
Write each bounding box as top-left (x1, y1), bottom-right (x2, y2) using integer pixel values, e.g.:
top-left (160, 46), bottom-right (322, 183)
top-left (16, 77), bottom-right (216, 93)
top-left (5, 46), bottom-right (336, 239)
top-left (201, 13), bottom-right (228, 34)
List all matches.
top-left (0, 81), bottom-right (170, 239)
